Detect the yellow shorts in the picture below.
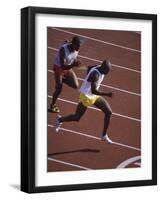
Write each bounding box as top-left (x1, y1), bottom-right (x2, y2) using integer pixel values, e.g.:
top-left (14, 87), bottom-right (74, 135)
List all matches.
top-left (79, 93), bottom-right (100, 107)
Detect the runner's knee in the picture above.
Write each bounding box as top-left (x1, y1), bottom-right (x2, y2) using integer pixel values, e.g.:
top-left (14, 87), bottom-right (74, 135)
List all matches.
top-left (73, 81), bottom-right (79, 89)
top-left (104, 108), bottom-right (112, 116)
top-left (74, 114), bottom-right (81, 121)
top-left (72, 73), bottom-right (79, 89)
top-left (55, 84), bottom-right (62, 93)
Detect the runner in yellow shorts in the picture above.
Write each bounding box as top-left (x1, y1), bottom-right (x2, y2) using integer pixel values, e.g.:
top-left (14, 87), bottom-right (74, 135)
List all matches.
top-left (79, 93), bottom-right (100, 107)
top-left (55, 60), bottom-right (114, 143)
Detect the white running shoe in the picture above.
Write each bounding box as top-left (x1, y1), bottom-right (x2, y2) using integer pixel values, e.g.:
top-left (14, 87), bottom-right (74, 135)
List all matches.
top-left (55, 115), bottom-right (62, 133)
top-left (101, 134), bottom-right (113, 144)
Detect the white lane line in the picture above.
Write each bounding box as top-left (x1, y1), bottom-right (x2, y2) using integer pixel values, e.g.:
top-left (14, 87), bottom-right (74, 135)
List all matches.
top-left (48, 46), bottom-right (141, 74)
top-left (135, 31), bottom-right (141, 35)
top-left (77, 77), bottom-right (141, 97)
top-left (134, 162), bottom-right (141, 166)
top-left (78, 54), bottom-right (141, 74)
top-left (48, 69), bottom-right (141, 96)
top-left (48, 124), bottom-right (141, 152)
top-left (116, 156), bottom-right (141, 168)
top-left (61, 127), bottom-right (101, 141)
top-left (52, 28), bottom-right (141, 53)
top-left (113, 142), bottom-right (141, 152)
top-left (48, 157), bottom-right (92, 170)
top-left (48, 95), bottom-right (141, 122)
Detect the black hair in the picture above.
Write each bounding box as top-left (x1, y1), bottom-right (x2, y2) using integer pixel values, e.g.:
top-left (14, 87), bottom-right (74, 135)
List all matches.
top-left (72, 36), bottom-right (81, 45)
top-left (102, 59), bottom-right (111, 69)
top-left (87, 65), bottom-right (97, 74)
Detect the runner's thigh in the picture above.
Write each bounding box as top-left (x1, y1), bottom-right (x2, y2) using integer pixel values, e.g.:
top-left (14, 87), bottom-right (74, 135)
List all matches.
top-left (94, 97), bottom-right (112, 113)
top-left (63, 69), bottom-right (79, 88)
top-left (54, 73), bottom-right (63, 88)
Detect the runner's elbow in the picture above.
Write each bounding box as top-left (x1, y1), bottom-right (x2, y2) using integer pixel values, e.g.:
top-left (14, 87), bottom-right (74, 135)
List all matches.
top-left (91, 88), bottom-right (99, 95)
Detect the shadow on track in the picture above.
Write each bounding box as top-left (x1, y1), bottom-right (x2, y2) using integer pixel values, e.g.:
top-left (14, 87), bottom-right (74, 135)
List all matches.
top-left (48, 148), bottom-right (100, 156)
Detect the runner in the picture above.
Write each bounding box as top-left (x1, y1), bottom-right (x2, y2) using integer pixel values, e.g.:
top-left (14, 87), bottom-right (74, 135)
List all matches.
top-left (50, 36), bottom-right (81, 113)
top-left (55, 60), bottom-right (114, 143)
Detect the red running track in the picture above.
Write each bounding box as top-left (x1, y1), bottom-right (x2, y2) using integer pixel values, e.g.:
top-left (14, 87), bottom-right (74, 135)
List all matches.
top-left (47, 27), bottom-right (141, 172)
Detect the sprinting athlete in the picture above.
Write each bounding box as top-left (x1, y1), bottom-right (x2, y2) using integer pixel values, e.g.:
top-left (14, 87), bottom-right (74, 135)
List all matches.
top-left (55, 60), bottom-right (114, 143)
top-left (50, 36), bottom-right (81, 113)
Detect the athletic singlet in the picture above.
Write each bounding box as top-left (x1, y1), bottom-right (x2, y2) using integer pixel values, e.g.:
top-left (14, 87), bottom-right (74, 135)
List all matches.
top-left (79, 65), bottom-right (104, 99)
top-left (54, 43), bottom-right (78, 67)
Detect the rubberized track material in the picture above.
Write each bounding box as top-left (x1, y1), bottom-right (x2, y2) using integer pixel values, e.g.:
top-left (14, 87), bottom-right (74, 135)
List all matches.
top-left (47, 28), bottom-right (141, 172)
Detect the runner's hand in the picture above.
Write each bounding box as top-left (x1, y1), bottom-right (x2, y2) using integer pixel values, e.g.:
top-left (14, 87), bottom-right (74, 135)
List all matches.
top-left (72, 60), bottom-right (81, 67)
top-left (107, 92), bottom-right (114, 98)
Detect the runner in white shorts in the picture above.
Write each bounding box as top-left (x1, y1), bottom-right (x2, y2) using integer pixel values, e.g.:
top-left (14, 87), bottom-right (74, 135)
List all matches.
top-left (50, 36), bottom-right (81, 113)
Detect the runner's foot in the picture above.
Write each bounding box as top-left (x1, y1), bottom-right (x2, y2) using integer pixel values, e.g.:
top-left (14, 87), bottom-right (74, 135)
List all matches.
top-left (50, 104), bottom-right (60, 113)
top-left (101, 134), bottom-right (113, 144)
top-left (55, 115), bottom-right (62, 133)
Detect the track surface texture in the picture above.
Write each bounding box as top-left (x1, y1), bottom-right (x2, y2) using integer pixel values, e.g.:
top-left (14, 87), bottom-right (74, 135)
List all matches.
top-left (47, 27), bottom-right (141, 172)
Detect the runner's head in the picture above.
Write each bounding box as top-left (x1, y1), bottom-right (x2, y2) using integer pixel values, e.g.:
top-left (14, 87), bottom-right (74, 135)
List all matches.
top-left (100, 60), bottom-right (112, 75)
top-left (72, 36), bottom-right (81, 51)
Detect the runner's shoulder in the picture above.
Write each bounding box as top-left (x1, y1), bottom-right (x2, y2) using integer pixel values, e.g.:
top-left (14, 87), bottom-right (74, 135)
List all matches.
top-left (87, 70), bottom-right (99, 82)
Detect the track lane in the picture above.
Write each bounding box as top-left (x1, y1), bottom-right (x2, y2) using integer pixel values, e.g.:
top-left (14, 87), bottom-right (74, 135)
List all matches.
top-left (48, 28), bottom-right (141, 71)
top-left (47, 100), bottom-right (141, 148)
top-left (48, 49), bottom-right (141, 94)
top-left (47, 27), bottom-right (141, 172)
top-left (48, 72), bottom-right (141, 120)
top-left (52, 28), bottom-right (141, 51)
top-left (48, 127), bottom-right (140, 171)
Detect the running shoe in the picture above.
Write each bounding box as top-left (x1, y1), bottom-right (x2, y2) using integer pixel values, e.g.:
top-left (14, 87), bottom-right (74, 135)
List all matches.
top-left (50, 104), bottom-right (60, 113)
top-left (55, 115), bottom-right (62, 133)
top-left (101, 134), bottom-right (113, 144)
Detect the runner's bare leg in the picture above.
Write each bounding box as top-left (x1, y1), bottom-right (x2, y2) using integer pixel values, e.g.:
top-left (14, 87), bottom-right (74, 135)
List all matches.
top-left (94, 97), bottom-right (112, 136)
top-left (59, 102), bottom-right (87, 122)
